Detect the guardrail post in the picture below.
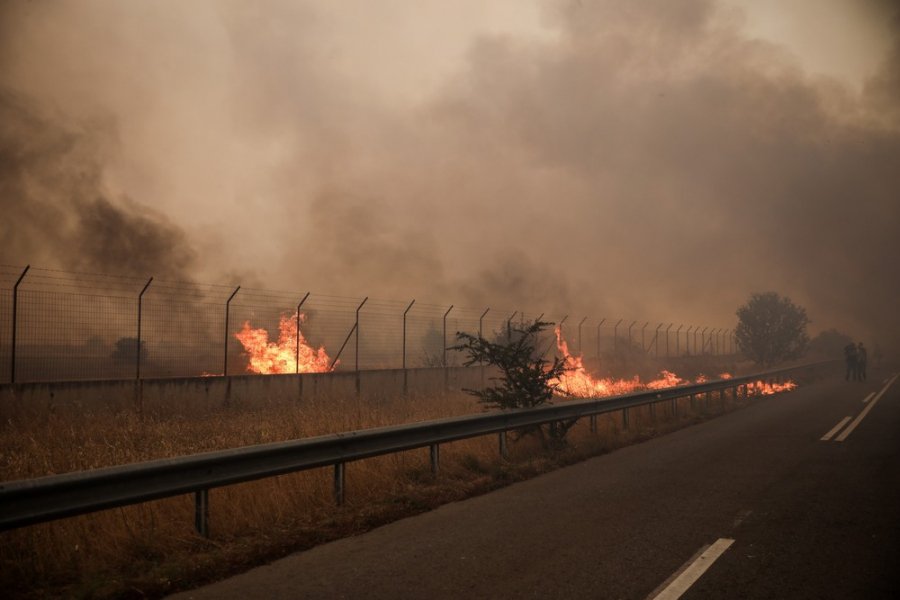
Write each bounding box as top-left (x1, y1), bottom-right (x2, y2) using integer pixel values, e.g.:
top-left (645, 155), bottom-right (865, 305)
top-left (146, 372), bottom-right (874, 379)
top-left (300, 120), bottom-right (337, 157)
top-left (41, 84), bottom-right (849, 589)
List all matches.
top-left (430, 444), bottom-right (440, 475)
top-left (671, 396), bottom-right (678, 417)
top-left (195, 489), bottom-right (209, 537)
top-left (622, 407), bottom-right (630, 430)
top-left (10, 265), bottom-right (29, 384)
top-left (334, 463), bottom-right (345, 506)
top-left (498, 431), bottom-right (508, 459)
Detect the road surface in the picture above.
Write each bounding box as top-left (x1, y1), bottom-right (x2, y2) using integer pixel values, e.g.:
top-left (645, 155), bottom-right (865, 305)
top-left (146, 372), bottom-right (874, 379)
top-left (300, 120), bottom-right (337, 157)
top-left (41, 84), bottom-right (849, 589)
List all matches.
top-left (170, 369), bottom-right (900, 599)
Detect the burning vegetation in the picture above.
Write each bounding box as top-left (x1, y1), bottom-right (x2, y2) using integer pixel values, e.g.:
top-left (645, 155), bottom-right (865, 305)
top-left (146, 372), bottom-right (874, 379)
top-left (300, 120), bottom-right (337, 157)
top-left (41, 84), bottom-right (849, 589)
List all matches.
top-left (234, 312), bottom-right (334, 374)
top-left (233, 316), bottom-right (796, 396)
top-left (551, 325), bottom-right (794, 398)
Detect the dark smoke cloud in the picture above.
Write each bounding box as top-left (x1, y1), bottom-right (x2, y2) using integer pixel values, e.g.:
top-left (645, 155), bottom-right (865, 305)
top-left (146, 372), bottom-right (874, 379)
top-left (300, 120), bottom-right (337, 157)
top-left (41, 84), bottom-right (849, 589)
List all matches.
top-left (2, 0), bottom-right (899, 352)
top-left (0, 88), bottom-right (195, 280)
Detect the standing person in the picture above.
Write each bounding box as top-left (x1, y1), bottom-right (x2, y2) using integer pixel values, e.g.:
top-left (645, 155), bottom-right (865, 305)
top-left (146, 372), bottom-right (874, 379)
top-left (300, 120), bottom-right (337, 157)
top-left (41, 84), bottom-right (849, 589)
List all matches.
top-left (844, 342), bottom-right (858, 381)
top-left (857, 342), bottom-right (867, 381)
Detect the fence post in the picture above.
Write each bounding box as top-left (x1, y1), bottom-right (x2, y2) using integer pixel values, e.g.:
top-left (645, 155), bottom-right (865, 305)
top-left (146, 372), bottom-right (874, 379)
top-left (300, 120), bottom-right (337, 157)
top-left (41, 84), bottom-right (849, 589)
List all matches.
top-left (628, 320), bottom-right (637, 350)
top-left (675, 324), bottom-right (683, 356)
top-left (223, 286), bottom-right (240, 376)
top-left (443, 305), bottom-right (454, 389)
top-left (613, 319), bottom-right (623, 352)
top-left (665, 323), bottom-right (673, 358)
top-left (136, 277), bottom-right (153, 380)
top-left (506, 311), bottom-right (517, 343)
top-left (478, 307), bottom-right (489, 339)
top-left (354, 297), bottom-right (368, 372)
top-left (577, 317), bottom-right (587, 354)
top-left (685, 326), bottom-right (693, 355)
top-left (641, 322), bottom-right (648, 352)
top-left (596, 318), bottom-right (606, 360)
top-left (402, 299), bottom-right (416, 364)
top-left (295, 292), bottom-right (310, 374)
top-left (10, 265), bottom-right (29, 384)
top-left (402, 299), bottom-right (415, 392)
top-left (442, 305), bottom-right (454, 367)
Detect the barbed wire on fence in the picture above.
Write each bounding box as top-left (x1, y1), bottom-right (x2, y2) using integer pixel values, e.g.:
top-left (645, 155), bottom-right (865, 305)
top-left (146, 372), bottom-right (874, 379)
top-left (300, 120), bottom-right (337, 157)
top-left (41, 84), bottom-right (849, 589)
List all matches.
top-left (0, 265), bottom-right (737, 384)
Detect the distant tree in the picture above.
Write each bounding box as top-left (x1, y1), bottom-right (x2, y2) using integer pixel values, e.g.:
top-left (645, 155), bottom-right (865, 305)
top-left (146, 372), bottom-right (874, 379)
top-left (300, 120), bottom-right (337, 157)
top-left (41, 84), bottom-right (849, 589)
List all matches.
top-left (735, 292), bottom-right (809, 366)
top-left (451, 320), bottom-right (574, 448)
top-left (807, 328), bottom-right (854, 359)
top-left (111, 337), bottom-right (146, 362)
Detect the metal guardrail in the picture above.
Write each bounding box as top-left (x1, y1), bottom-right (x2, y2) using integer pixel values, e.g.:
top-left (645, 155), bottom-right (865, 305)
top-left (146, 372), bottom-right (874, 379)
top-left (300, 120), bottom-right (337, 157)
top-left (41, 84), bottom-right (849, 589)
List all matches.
top-left (0, 361), bottom-right (836, 534)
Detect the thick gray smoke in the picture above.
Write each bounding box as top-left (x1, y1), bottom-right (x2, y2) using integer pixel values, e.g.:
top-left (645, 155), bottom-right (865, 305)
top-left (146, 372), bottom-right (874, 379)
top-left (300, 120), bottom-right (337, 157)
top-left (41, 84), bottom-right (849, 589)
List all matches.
top-left (1, 0), bottom-right (899, 350)
top-left (0, 88), bottom-right (195, 280)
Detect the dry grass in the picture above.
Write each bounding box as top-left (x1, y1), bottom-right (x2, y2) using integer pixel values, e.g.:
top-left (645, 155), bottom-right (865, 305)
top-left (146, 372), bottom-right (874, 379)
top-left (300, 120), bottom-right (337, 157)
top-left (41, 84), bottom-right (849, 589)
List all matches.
top-left (0, 383), bottom-right (749, 599)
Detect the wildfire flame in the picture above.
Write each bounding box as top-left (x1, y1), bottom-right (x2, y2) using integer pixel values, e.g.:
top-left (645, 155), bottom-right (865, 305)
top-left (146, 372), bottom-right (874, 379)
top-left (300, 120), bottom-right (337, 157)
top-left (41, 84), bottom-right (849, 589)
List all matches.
top-left (549, 325), bottom-right (793, 398)
top-left (235, 312), bottom-right (334, 374)
top-left (748, 380), bottom-right (797, 395)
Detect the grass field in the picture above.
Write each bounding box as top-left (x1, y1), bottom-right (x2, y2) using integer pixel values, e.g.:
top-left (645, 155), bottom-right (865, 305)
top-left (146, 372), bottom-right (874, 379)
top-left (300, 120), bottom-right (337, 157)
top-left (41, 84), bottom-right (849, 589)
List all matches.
top-left (0, 362), bottom-right (749, 599)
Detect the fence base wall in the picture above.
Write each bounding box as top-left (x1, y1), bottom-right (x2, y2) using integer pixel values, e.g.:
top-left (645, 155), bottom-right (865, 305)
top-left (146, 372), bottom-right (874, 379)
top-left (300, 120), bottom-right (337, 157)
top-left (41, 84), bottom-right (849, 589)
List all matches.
top-left (0, 367), bottom-right (496, 419)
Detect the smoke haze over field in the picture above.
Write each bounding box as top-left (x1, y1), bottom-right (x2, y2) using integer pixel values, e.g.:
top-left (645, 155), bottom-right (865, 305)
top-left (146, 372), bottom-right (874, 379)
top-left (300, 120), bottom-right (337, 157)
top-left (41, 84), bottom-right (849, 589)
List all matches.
top-left (1, 0), bottom-right (899, 350)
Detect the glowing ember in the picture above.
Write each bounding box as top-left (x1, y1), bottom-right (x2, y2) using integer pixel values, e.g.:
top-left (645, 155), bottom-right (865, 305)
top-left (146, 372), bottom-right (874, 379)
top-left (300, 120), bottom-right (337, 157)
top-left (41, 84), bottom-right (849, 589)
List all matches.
top-left (550, 326), bottom-right (692, 397)
top-left (548, 326), bottom-right (795, 398)
top-left (235, 312), bottom-right (334, 374)
top-left (748, 380), bottom-right (797, 395)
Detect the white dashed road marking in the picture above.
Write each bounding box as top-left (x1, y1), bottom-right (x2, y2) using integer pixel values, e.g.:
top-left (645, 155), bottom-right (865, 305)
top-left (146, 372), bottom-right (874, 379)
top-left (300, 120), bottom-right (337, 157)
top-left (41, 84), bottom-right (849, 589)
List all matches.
top-left (821, 416), bottom-right (852, 441)
top-left (834, 375), bottom-right (898, 442)
top-left (648, 538), bottom-right (735, 600)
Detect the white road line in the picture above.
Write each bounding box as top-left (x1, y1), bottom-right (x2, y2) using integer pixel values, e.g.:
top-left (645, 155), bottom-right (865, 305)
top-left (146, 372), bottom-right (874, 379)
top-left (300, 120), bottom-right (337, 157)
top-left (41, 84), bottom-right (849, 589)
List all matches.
top-left (649, 538), bottom-right (735, 600)
top-left (835, 375), bottom-right (898, 442)
top-left (821, 417), bottom-right (852, 441)
top-left (862, 392), bottom-right (875, 404)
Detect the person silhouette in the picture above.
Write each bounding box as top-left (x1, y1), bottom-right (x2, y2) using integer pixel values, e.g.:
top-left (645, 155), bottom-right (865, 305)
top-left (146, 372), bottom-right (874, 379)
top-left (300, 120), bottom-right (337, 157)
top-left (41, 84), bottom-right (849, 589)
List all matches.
top-left (844, 342), bottom-right (858, 381)
top-left (856, 342), bottom-right (867, 381)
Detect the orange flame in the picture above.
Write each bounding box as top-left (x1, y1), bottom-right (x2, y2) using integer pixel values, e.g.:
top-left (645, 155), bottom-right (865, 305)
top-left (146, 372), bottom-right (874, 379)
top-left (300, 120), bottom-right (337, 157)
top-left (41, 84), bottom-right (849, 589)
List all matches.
top-left (549, 326), bottom-right (794, 398)
top-left (234, 312), bottom-right (334, 374)
top-left (549, 326), bottom-right (692, 397)
top-left (748, 380), bottom-right (797, 395)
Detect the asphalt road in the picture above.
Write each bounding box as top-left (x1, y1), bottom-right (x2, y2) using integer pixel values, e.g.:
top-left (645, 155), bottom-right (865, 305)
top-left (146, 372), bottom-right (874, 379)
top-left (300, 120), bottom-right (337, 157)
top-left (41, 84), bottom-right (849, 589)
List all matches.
top-left (170, 368), bottom-right (900, 599)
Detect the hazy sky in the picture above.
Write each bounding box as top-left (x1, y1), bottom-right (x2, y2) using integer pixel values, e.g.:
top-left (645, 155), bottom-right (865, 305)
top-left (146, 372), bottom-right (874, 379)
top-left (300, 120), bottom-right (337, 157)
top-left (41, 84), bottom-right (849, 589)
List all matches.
top-left (2, 0), bottom-right (899, 348)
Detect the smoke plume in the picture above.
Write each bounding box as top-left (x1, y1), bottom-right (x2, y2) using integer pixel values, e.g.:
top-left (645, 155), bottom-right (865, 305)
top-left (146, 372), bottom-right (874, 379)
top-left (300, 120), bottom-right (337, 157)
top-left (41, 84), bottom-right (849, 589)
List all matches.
top-left (1, 0), bottom-right (899, 350)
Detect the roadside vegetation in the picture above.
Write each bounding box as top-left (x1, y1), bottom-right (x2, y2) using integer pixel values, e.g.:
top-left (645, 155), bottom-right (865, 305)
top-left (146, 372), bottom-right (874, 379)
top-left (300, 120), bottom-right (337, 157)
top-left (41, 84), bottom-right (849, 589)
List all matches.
top-left (2, 354), bottom-right (753, 599)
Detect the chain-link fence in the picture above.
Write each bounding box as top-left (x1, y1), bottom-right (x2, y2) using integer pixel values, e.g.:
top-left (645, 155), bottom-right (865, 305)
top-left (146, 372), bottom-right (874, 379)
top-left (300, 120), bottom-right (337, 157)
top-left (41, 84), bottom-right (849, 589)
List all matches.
top-left (0, 265), bottom-right (736, 384)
